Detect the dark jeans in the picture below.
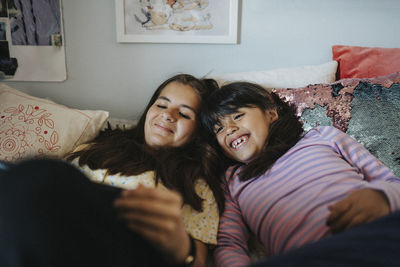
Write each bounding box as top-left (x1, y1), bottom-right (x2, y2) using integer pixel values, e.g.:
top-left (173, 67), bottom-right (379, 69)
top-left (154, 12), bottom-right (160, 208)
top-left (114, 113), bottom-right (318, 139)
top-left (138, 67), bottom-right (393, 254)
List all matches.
top-left (250, 210), bottom-right (400, 267)
top-left (0, 159), bottom-right (176, 267)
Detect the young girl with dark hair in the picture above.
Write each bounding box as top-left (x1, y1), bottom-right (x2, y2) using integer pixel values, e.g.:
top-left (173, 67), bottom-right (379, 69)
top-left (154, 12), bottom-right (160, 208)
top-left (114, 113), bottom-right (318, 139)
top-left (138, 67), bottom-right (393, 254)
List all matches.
top-left (201, 81), bottom-right (400, 267)
top-left (0, 74), bottom-right (224, 267)
top-left (68, 74), bottom-right (224, 215)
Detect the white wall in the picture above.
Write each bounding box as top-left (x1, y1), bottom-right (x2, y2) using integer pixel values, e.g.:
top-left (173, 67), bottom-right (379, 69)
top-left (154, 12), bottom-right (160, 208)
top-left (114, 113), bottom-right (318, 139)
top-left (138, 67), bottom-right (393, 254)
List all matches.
top-left (4, 0), bottom-right (400, 120)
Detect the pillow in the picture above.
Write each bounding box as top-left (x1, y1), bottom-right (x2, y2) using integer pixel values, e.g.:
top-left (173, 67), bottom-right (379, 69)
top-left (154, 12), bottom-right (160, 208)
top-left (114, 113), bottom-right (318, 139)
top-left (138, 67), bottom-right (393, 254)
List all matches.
top-left (106, 117), bottom-right (136, 130)
top-left (209, 61), bottom-right (338, 89)
top-left (274, 72), bottom-right (400, 177)
top-left (332, 45), bottom-right (400, 79)
top-left (0, 83), bottom-right (109, 162)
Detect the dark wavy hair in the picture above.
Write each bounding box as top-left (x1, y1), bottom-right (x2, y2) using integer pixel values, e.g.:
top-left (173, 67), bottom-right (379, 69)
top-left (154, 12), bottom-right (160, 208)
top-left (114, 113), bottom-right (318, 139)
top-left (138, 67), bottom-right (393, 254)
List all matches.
top-left (201, 82), bottom-right (304, 181)
top-left (67, 74), bottom-right (224, 213)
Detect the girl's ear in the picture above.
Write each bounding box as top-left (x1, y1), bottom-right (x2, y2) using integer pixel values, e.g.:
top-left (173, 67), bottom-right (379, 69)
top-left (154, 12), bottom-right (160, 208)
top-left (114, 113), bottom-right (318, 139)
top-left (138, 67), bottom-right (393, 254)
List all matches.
top-left (267, 109), bottom-right (279, 123)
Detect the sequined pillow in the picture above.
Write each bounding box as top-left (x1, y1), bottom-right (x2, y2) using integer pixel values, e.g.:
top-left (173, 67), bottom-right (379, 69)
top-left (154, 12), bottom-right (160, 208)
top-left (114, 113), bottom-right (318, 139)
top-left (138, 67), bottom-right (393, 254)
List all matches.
top-left (274, 72), bottom-right (400, 176)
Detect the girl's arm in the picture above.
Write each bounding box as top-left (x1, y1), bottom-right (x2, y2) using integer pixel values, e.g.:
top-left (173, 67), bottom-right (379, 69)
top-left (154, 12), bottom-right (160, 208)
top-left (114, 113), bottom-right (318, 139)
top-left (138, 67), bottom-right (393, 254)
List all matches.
top-left (326, 126), bottom-right (400, 210)
top-left (214, 179), bottom-right (251, 267)
top-left (113, 185), bottom-right (207, 266)
top-left (321, 127), bottom-right (400, 231)
top-left (193, 240), bottom-right (208, 267)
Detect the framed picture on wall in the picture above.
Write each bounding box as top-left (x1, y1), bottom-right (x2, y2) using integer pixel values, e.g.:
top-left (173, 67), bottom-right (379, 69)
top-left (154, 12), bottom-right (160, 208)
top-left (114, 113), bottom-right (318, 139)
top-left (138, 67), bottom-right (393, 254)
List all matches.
top-left (115, 0), bottom-right (239, 44)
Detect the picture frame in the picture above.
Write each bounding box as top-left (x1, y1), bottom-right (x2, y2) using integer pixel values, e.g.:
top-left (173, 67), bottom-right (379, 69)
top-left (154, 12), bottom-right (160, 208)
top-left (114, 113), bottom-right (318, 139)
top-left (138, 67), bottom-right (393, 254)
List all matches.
top-left (115, 0), bottom-right (239, 44)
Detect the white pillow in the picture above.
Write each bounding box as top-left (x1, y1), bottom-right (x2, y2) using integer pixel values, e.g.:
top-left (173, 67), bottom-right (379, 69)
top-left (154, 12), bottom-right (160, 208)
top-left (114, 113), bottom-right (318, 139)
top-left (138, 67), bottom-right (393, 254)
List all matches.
top-left (209, 61), bottom-right (338, 89)
top-left (0, 83), bottom-right (109, 161)
top-left (106, 117), bottom-right (137, 130)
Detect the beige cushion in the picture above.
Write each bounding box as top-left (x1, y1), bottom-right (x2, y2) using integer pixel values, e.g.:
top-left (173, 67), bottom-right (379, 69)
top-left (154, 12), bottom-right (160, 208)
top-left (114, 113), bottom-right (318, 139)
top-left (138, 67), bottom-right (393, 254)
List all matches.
top-left (0, 83), bottom-right (109, 161)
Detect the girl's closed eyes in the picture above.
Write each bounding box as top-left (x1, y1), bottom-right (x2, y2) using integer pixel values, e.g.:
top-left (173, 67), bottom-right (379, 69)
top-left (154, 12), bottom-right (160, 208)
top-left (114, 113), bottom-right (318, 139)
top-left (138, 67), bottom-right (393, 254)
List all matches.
top-left (155, 103), bottom-right (193, 120)
top-left (179, 111), bottom-right (191, 119)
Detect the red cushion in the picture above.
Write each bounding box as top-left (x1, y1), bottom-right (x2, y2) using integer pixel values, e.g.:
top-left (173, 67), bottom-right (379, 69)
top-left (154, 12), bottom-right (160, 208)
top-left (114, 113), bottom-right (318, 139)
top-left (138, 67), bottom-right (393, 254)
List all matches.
top-left (332, 45), bottom-right (400, 79)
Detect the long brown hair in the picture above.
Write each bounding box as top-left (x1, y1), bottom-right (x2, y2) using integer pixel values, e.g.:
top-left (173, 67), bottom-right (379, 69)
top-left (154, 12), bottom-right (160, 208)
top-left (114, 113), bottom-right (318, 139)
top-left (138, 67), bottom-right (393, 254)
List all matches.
top-left (67, 74), bottom-right (224, 213)
top-left (201, 82), bottom-right (304, 181)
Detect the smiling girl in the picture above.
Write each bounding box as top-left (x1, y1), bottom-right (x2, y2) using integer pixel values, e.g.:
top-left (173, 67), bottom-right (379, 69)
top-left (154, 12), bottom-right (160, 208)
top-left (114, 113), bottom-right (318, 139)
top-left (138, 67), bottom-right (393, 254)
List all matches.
top-left (0, 74), bottom-right (224, 267)
top-left (201, 81), bottom-right (400, 267)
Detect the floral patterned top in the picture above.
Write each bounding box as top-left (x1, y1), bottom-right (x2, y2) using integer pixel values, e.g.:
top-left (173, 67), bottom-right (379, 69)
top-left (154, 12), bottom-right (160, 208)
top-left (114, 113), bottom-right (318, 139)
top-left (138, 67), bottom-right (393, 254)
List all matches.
top-left (69, 145), bottom-right (219, 245)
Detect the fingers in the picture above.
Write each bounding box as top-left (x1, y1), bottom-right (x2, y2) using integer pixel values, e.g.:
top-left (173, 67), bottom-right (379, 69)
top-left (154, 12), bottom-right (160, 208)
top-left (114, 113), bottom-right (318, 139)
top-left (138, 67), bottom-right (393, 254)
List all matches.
top-left (114, 196), bottom-right (180, 218)
top-left (119, 184), bottom-right (183, 205)
top-left (114, 185), bottom-right (182, 212)
top-left (327, 203), bottom-right (355, 233)
top-left (328, 206), bottom-right (371, 233)
top-left (326, 188), bottom-right (391, 233)
top-left (343, 214), bottom-right (374, 231)
top-left (113, 185), bottom-right (192, 263)
top-left (113, 185), bottom-right (185, 236)
top-left (118, 205), bottom-right (181, 233)
top-left (326, 199), bottom-right (351, 226)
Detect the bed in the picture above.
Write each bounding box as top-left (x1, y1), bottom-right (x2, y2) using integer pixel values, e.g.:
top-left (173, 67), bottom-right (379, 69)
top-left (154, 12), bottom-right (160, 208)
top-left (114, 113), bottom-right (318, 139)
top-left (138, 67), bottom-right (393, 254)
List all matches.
top-left (1, 44), bottom-right (400, 266)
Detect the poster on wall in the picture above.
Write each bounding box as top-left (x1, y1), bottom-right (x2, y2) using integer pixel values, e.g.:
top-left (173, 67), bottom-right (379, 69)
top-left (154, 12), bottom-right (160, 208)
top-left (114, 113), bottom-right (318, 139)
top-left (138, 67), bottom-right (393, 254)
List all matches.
top-left (115, 0), bottom-right (239, 44)
top-left (0, 0), bottom-right (66, 82)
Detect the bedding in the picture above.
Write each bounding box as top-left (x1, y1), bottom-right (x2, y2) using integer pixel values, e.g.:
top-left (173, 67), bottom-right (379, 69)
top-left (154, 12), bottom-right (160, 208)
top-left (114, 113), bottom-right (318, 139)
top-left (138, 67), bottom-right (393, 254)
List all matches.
top-left (1, 59), bottom-right (399, 266)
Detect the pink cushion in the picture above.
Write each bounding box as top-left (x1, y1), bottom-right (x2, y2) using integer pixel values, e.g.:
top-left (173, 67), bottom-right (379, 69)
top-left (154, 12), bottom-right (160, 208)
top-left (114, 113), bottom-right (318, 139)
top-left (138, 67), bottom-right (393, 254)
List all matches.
top-left (332, 45), bottom-right (400, 79)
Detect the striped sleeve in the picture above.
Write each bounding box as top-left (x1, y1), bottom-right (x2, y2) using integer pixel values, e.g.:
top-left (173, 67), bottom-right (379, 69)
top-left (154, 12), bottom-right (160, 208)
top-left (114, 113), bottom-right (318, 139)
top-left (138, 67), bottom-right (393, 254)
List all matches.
top-left (322, 126), bottom-right (400, 211)
top-left (214, 175), bottom-right (251, 267)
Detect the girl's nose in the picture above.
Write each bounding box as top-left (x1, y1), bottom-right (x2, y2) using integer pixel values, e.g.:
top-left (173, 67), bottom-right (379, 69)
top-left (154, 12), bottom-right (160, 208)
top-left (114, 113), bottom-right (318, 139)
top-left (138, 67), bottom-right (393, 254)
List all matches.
top-left (226, 124), bottom-right (238, 135)
top-left (161, 110), bottom-right (176, 122)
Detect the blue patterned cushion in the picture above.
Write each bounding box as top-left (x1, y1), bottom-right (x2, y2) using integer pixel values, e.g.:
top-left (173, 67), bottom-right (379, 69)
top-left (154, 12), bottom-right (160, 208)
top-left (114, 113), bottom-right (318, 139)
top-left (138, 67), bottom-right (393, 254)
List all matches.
top-left (274, 72), bottom-right (400, 176)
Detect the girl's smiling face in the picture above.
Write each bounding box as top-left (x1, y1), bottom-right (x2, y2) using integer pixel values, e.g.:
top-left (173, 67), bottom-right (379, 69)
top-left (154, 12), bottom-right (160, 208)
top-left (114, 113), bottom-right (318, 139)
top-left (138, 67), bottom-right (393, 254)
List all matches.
top-left (214, 107), bottom-right (278, 164)
top-left (144, 81), bottom-right (200, 148)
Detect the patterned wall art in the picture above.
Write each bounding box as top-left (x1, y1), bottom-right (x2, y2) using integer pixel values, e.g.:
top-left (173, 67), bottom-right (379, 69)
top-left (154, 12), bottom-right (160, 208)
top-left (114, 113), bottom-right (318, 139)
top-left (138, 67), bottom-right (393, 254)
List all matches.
top-left (0, 0), bottom-right (66, 82)
top-left (115, 0), bottom-right (239, 44)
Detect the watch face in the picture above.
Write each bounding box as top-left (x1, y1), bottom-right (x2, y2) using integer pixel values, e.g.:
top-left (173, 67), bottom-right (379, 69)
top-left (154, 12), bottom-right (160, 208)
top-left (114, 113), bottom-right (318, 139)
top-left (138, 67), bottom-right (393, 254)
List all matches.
top-left (184, 235), bottom-right (196, 265)
top-left (184, 255), bottom-right (194, 265)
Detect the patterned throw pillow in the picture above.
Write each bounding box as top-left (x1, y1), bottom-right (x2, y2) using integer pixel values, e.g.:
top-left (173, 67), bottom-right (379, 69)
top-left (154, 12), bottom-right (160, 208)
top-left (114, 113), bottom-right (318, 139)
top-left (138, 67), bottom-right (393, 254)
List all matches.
top-left (274, 72), bottom-right (400, 177)
top-left (0, 83), bottom-right (109, 162)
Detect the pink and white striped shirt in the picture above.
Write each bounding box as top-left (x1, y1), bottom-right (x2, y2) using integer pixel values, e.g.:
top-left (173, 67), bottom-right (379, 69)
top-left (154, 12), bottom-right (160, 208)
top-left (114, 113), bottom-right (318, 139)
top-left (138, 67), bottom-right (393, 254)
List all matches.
top-left (214, 126), bottom-right (400, 267)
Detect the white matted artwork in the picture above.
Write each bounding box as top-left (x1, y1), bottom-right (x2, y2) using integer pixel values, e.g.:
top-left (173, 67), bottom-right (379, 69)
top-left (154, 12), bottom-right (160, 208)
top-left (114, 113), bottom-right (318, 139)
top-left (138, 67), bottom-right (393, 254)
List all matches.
top-left (0, 0), bottom-right (66, 82)
top-left (115, 0), bottom-right (239, 44)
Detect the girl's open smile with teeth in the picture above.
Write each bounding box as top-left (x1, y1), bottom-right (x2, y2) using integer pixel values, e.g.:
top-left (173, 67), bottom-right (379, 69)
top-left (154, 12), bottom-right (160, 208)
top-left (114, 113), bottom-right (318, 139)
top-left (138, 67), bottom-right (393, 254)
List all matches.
top-left (231, 135), bottom-right (249, 149)
top-left (215, 107), bottom-right (278, 164)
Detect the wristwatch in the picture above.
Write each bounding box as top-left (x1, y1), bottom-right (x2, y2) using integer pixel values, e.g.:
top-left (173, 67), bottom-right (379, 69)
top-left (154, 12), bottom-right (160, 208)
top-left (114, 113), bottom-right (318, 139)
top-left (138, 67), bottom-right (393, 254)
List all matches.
top-left (183, 235), bottom-right (196, 266)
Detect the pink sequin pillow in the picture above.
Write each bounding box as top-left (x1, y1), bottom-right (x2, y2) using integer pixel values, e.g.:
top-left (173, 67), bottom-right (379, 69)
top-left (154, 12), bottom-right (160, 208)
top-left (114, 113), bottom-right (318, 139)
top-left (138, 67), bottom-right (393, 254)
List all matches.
top-left (0, 83), bottom-right (109, 162)
top-left (274, 72), bottom-right (400, 177)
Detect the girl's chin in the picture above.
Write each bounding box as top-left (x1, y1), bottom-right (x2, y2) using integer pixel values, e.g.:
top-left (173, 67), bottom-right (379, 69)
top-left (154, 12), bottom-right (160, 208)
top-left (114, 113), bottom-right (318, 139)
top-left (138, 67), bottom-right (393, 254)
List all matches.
top-left (233, 152), bottom-right (258, 164)
top-left (229, 154), bottom-right (252, 164)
